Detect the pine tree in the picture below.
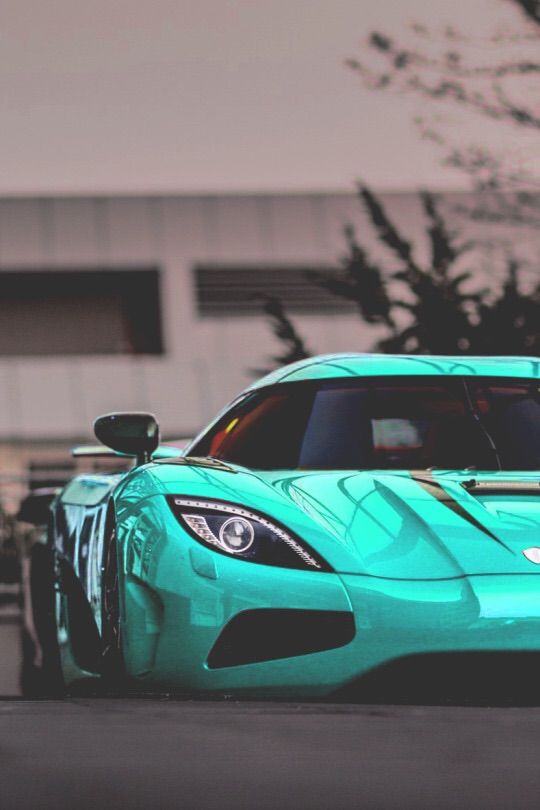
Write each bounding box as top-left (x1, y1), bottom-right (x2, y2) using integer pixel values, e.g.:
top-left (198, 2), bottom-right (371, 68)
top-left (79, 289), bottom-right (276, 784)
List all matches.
top-left (259, 184), bottom-right (539, 370)
top-left (255, 296), bottom-right (312, 375)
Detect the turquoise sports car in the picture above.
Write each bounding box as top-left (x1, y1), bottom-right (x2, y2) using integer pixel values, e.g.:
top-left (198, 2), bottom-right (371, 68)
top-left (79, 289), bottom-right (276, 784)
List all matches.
top-left (24, 354), bottom-right (540, 699)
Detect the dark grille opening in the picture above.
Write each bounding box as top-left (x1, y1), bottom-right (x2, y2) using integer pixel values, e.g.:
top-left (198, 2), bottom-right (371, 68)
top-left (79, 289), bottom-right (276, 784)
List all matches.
top-left (334, 652), bottom-right (540, 706)
top-left (194, 265), bottom-right (356, 317)
top-left (207, 609), bottom-right (355, 668)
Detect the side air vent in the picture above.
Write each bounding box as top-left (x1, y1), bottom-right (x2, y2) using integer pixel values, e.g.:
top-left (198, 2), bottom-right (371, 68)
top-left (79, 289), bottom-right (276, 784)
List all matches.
top-left (462, 479), bottom-right (540, 495)
top-left (207, 608), bottom-right (355, 668)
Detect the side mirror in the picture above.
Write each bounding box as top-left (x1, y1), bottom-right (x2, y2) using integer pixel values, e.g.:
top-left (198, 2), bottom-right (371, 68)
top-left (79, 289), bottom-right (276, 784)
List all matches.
top-left (94, 412), bottom-right (160, 464)
top-left (17, 488), bottom-right (59, 526)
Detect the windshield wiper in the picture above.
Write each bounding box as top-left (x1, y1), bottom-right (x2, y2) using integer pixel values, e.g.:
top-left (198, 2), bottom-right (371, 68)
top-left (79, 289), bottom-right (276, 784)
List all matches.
top-left (462, 380), bottom-right (502, 472)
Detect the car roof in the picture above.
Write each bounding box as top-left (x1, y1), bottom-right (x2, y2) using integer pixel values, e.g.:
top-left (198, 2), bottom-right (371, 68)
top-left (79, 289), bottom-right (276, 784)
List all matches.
top-left (247, 353), bottom-right (540, 390)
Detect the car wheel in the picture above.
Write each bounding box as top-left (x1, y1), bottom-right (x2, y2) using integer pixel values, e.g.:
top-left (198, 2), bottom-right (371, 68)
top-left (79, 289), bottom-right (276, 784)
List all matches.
top-left (21, 542), bottom-right (65, 698)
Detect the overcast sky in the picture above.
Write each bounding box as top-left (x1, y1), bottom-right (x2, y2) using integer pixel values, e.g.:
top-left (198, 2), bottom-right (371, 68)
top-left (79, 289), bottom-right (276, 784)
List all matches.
top-left (0, 0), bottom-right (526, 194)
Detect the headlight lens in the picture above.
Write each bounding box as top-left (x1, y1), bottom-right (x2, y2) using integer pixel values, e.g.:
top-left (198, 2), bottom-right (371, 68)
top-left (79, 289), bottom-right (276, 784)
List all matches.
top-left (219, 517), bottom-right (254, 553)
top-left (168, 497), bottom-right (331, 572)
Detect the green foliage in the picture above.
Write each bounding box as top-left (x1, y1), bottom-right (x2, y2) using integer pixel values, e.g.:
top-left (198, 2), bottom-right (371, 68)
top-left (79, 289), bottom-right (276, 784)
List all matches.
top-left (471, 260), bottom-right (540, 355)
top-left (258, 0), bottom-right (540, 370)
top-left (330, 184), bottom-right (538, 355)
top-left (255, 296), bottom-right (312, 375)
top-left (309, 224), bottom-right (394, 328)
top-left (260, 184), bottom-right (539, 369)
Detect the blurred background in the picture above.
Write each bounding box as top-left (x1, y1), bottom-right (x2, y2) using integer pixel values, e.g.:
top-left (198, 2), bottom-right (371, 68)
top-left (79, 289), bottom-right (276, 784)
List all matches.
top-left (0, 0), bottom-right (538, 693)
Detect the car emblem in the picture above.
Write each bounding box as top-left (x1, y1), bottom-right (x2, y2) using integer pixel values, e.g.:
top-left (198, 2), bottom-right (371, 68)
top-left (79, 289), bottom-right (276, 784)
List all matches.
top-left (523, 548), bottom-right (540, 564)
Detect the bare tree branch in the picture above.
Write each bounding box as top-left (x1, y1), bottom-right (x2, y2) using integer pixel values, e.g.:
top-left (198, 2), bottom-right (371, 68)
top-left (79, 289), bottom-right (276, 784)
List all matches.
top-left (347, 1), bottom-right (540, 169)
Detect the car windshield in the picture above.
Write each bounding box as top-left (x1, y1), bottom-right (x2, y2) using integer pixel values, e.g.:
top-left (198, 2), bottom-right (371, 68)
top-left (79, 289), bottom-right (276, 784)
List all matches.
top-left (190, 377), bottom-right (540, 471)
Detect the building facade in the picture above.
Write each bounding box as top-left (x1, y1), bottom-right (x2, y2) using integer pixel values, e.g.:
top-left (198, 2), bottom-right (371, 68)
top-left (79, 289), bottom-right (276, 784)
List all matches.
top-left (0, 189), bottom-right (535, 504)
top-left (0, 191), bottom-right (401, 443)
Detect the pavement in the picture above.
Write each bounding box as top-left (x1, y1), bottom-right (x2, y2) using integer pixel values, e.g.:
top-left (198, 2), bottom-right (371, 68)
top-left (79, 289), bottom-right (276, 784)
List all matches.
top-left (3, 595), bottom-right (540, 809)
top-left (3, 698), bottom-right (540, 810)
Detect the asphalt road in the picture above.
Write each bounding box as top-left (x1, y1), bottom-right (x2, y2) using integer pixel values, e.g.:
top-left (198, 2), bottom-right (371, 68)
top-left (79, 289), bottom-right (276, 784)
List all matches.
top-left (3, 599), bottom-right (540, 809)
top-left (3, 697), bottom-right (540, 810)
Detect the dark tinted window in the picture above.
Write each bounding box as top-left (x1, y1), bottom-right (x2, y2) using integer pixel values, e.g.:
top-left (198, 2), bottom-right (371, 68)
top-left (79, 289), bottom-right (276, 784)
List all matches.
top-left (190, 377), bottom-right (539, 471)
top-left (194, 390), bottom-right (314, 469)
top-left (0, 269), bottom-right (163, 355)
top-left (471, 381), bottom-right (540, 470)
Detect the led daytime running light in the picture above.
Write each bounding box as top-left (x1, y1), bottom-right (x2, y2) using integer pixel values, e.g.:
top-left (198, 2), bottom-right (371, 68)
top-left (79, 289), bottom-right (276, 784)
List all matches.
top-left (174, 498), bottom-right (322, 569)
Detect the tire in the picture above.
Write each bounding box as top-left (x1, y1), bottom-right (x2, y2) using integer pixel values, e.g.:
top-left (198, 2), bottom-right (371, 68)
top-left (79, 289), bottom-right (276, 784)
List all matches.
top-left (101, 523), bottom-right (126, 691)
top-left (21, 542), bottom-right (65, 698)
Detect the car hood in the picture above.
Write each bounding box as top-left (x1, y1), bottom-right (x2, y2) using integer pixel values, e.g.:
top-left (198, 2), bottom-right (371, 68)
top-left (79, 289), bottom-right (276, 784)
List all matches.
top-left (264, 469), bottom-right (540, 578)
top-left (141, 461), bottom-right (540, 578)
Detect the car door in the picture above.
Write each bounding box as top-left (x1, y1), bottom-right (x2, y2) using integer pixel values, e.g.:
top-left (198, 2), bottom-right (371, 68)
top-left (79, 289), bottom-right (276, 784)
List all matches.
top-left (53, 474), bottom-right (122, 636)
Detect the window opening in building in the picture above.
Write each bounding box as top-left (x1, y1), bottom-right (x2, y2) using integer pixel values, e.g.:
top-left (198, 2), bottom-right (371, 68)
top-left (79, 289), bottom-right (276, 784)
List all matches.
top-left (0, 268), bottom-right (163, 355)
top-left (194, 265), bottom-right (354, 317)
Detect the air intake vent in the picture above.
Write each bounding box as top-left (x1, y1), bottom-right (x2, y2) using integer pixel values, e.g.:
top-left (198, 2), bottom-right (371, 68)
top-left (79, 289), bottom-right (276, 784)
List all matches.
top-left (194, 265), bottom-right (356, 317)
top-left (207, 608), bottom-right (355, 668)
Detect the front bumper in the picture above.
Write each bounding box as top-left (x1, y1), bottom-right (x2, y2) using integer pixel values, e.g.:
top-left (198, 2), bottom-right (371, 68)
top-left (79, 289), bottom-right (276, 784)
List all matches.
top-left (125, 546), bottom-right (540, 697)
top-left (120, 495), bottom-right (540, 697)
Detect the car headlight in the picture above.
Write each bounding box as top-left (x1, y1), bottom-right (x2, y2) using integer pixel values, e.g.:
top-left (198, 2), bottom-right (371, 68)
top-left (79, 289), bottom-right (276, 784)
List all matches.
top-left (167, 497), bottom-right (331, 572)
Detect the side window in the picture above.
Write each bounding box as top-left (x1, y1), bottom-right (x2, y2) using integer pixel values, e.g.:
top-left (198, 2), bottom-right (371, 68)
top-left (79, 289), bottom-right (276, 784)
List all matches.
top-left (189, 394), bottom-right (257, 458)
top-left (191, 387), bottom-right (314, 469)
